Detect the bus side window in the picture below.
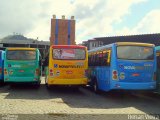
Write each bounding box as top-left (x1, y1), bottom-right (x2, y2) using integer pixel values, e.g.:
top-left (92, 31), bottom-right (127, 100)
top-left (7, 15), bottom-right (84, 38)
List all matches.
top-left (102, 50), bottom-right (111, 66)
top-left (98, 52), bottom-right (103, 66)
top-left (107, 50), bottom-right (111, 66)
top-left (94, 53), bottom-right (98, 66)
top-left (96, 52), bottom-right (100, 66)
top-left (90, 54), bottom-right (94, 66)
top-left (96, 53), bottom-right (99, 66)
top-left (102, 52), bottom-right (107, 66)
top-left (93, 53), bottom-right (96, 66)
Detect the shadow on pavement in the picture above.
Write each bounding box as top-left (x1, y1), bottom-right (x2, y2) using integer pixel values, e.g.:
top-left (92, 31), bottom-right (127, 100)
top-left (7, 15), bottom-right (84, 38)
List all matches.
top-left (1, 82), bottom-right (160, 114)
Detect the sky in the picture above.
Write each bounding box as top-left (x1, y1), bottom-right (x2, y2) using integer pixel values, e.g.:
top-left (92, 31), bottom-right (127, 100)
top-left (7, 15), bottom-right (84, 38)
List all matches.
top-left (0, 0), bottom-right (160, 44)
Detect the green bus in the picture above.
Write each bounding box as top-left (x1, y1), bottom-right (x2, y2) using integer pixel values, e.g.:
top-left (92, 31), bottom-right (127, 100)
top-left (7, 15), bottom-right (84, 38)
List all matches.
top-left (156, 46), bottom-right (160, 93)
top-left (4, 48), bottom-right (42, 86)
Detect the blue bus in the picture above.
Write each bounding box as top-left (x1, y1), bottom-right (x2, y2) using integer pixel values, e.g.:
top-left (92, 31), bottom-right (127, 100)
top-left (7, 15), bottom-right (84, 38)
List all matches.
top-left (0, 50), bottom-right (5, 83)
top-left (155, 46), bottom-right (160, 94)
top-left (88, 42), bottom-right (156, 93)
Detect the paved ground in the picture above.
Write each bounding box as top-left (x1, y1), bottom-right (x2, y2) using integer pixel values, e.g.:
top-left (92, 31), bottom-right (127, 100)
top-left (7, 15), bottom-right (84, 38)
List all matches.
top-left (0, 77), bottom-right (160, 120)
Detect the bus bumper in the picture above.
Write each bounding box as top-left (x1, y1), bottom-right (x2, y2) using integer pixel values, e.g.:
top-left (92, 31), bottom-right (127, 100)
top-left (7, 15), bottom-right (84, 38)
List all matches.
top-left (4, 77), bottom-right (40, 83)
top-left (111, 81), bottom-right (156, 90)
top-left (47, 77), bottom-right (88, 85)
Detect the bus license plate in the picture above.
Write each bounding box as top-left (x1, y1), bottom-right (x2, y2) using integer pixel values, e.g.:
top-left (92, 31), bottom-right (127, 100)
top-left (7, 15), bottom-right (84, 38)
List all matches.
top-left (66, 70), bottom-right (73, 74)
top-left (132, 73), bottom-right (139, 76)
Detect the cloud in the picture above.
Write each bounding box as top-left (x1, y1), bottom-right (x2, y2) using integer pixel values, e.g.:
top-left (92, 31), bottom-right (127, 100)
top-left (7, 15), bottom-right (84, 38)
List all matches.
top-left (115, 9), bottom-right (160, 35)
top-left (0, 0), bottom-right (46, 38)
top-left (0, 0), bottom-right (74, 40)
top-left (133, 9), bottom-right (160, 33)
top-left (0, 0), bottom-right (151, 44)
top-left (26, 0), bottom-right (74, 40)
top-left (71, 0), bottom-right (148, 43)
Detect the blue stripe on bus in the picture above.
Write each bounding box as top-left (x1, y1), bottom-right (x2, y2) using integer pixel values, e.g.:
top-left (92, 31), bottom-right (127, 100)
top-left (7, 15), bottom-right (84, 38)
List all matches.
top-left (68, 20), bottom-right (71, 45)
top-left (55, 19), bottom-right (58, 45)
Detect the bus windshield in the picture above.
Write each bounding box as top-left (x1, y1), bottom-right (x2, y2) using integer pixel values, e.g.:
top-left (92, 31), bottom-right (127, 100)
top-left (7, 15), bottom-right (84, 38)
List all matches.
top-left (53, 48), bottom-right (85, 60)
top-left (117, 46), bottom-right (154, 60)
top-left (7, 50), bottom-right (36, 60)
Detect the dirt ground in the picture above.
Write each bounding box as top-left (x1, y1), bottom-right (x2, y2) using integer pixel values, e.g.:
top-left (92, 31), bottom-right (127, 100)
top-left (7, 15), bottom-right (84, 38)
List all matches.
top-left (0, 77), bottom-right (160, 120)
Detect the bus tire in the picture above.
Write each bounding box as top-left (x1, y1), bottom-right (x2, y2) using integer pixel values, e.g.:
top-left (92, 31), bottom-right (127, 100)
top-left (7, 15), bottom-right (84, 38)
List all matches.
top-left (72, 86), bottom-right (79, 91)
top-left (93, 80), bottom-right (100, 94)
top-left (46, 83), bottom-right (51, 90)
top-left (0, 81), bottom-right (5, 86)
top-left (34, 81), bottom-right (40, 88)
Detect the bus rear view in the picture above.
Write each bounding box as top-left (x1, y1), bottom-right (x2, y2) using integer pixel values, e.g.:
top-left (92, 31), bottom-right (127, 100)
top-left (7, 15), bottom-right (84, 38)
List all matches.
top-left (4, 48), bottom-right (41, 86)
top-left (88, 42), bottom-right (156, 93)
top-left (45, 45), bottom-right (88, 88)
top-left (113, 42), bottom-right (156, 90)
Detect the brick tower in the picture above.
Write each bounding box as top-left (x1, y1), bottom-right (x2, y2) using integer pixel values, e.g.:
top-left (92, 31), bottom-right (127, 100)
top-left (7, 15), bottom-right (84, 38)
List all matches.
top-left (50, 15), bottom-right (75, 45)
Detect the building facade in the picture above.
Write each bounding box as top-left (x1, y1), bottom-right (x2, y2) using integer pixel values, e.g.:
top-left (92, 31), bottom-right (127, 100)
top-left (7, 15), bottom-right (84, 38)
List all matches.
top-left (0, 38), bottom-right (50, 59)
top-left (82, 33), bottom-right (160, 50)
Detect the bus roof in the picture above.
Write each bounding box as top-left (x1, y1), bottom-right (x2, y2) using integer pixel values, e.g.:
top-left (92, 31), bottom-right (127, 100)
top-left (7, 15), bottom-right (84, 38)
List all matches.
top-left (88, 42), bottom-right (154, 53)
top-left (6, 48), bottom-right (37, 51)
top-left (51, 45), bottom-right (86, 49)
top-left (116, 42), bottom-right (154, 47)
top-left (88, 43), bottom-right (113, 53)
